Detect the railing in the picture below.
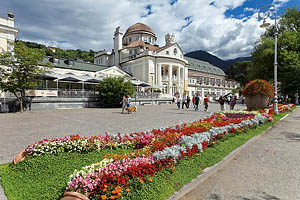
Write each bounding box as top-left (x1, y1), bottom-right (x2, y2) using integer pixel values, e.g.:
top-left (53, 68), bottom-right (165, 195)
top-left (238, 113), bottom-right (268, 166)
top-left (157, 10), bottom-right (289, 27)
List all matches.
top-left (135, 93), bottom-right (162, 99)
top-left (57, 90), bottom-right (98, 98)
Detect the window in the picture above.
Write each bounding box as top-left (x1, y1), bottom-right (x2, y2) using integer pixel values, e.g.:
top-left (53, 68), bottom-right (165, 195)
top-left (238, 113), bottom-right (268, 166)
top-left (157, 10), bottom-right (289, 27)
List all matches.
top-left (129, 49), bottom-right (132, 54)
top-left (136, 36), bottom-right (139, 40)
top-left (166, 51), bottom-right (169, 55)
top-left (148, 37), bottom-right (151, 43)
top-left (143, 37), bottom-right (147, 42)
top-left (134, 49), bottom-right (137, 54)
top-left (174, 48), bottom-right (177, 55)
top-left (129, 37), bottom-right (132, 42)
top-left (100, 58), bottom-right (103, 64)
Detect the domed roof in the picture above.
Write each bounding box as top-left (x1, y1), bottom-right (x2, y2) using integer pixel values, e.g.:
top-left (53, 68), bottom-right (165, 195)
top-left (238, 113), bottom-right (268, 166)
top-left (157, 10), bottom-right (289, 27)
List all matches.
top-left (124, 23), bottom-right (156, 38)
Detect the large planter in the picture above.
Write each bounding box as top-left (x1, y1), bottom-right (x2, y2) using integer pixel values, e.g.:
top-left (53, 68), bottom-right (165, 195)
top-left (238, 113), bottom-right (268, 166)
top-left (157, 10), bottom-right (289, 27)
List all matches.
top-left (61, 192), bottom-right (89, 200)
top-left (245, 95), bottom-right (271, 110)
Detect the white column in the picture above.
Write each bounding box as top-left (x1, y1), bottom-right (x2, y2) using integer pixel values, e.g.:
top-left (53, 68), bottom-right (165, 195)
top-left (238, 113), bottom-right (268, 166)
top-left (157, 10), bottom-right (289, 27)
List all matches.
top-left (177, 66), bottom-right (181, 94)
top-left (168, 65), bottom-right (172, 96)
top-left (157, 64), bottom-right (162, 86)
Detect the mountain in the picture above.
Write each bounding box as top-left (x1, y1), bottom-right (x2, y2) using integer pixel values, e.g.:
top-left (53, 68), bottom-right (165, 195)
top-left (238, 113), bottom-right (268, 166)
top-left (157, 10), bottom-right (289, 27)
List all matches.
top-left (184, 50), bottom-right (251, 72)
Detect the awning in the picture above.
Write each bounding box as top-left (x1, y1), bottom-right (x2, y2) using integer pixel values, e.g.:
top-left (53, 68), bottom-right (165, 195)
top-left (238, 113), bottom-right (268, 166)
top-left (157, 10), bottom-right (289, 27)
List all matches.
top-left (58, 76), bottom-right (82, 82)
top-left (84, 78), bottom-right (100, 83)
top-left (40, 74), bottom-right (58, 80)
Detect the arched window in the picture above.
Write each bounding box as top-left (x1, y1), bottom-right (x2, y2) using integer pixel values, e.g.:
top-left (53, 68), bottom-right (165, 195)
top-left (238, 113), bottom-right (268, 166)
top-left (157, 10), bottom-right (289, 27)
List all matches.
top-left (174, 48), bottom-right (177, 55)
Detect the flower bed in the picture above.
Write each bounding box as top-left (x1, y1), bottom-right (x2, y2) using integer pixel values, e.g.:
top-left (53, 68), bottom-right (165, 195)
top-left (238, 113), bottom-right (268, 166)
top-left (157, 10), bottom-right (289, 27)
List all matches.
top-left (18, 106), bottom-right (295, 200)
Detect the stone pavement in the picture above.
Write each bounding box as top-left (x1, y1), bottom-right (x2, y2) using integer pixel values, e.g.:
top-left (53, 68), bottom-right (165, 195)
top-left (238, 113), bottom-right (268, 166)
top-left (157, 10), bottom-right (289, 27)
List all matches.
top-left (0, 103), bottom-right (245, 200)
top-left (170, 107), bottom-right (300, 200)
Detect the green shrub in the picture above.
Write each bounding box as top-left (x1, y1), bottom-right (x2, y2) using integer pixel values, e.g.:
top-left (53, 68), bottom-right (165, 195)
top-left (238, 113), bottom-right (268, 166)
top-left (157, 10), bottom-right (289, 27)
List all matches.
top-left (96, 77), bottom-right (135, 107)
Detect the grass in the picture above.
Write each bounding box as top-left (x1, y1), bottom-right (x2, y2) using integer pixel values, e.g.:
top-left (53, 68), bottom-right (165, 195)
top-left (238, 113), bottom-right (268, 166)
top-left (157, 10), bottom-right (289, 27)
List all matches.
top-left (0, 108), bottom-right (296, 200)
top-left (0, 149), bottom-right (132, 200)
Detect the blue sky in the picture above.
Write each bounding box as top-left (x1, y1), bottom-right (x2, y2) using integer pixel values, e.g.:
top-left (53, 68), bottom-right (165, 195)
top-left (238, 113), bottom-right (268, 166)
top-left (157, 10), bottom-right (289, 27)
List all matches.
top-left (0, 0), bottom-right (299, 59)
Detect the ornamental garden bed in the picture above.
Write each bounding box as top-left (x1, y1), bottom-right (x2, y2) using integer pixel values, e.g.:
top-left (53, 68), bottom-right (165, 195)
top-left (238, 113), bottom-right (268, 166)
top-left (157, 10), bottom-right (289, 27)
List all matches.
top-left (0, 104), bottom-right (296, 200)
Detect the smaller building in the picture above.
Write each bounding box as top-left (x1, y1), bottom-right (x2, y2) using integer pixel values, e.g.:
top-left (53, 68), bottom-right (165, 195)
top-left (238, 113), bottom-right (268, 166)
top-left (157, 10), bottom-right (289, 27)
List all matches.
top-left (186, 57), bottom-right (239, 100)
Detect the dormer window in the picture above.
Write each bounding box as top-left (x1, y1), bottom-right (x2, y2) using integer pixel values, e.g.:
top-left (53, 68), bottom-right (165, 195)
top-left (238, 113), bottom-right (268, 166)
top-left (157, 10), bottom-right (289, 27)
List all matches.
top-left (174, 48), bottom-right (177, 55)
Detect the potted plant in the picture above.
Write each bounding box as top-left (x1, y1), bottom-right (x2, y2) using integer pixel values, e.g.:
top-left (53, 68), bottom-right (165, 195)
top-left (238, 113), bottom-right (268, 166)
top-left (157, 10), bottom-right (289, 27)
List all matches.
top-left (242, 79), bottom-right (274, 110)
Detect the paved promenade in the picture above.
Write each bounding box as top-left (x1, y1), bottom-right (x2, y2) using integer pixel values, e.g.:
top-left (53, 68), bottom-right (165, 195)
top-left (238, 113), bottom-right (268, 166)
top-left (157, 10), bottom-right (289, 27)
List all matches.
top-left (172, 107), bottom-right (300, 200)
top-left (0, 103), bottom-right (244, 165)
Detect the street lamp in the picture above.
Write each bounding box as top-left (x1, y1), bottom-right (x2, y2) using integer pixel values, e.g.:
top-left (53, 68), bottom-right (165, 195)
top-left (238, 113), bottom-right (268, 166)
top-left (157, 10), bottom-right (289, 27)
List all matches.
top-left (258, 4), bottom-right (279, 115)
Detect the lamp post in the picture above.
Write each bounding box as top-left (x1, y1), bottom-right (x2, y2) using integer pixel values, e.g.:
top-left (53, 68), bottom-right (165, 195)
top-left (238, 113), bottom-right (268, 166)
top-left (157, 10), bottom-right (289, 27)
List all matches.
top-left (258, 4), bottom-right (279, 115)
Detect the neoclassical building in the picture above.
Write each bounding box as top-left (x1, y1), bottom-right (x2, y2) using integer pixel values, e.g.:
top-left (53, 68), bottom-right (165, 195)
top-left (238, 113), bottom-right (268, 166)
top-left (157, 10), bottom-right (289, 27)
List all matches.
top-left (186, 57), bottom-right (239, 99)
top-left (94, 23), bottom-right (188, 97)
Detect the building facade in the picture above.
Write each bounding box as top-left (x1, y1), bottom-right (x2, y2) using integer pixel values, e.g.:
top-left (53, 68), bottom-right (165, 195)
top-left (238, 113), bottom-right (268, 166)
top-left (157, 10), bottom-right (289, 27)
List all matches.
top-left (0, 13), bottom-right (18, 52)
top-left (94, 23), bottom-right (188, 97)
top-left (186, 57), bottom-right (239, 100)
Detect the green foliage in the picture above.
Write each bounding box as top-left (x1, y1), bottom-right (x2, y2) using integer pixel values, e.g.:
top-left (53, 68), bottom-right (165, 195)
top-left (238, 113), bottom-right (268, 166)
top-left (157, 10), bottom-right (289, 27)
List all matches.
top-left (0, 41), bottom-right (48, 112)
top-left (19, 40), bottom-right (96, 63)
top-left (0, 149), bottom-right (132, 200)
top-left (96, 77), bottom-right (135, 107)
top-left (226, 61), bottom-right (252, 87)
top-left (250, 7), bottom-right (300, 96)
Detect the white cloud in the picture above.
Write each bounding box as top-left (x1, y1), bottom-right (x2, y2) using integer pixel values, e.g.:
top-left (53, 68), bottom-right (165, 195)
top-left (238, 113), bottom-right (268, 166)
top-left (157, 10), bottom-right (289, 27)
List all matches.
top-left (4, 0), bottom-right (269, 59)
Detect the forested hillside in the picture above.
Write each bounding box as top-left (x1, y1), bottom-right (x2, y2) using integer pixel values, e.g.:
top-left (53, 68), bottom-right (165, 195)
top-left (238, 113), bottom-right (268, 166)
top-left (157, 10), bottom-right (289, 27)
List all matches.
top-left (18, 40), bottom-right (96, 63)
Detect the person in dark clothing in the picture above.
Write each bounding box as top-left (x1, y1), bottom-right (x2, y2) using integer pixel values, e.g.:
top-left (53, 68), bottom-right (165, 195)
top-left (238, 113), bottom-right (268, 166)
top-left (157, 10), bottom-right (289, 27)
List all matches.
top-left (187, 96), bottom-right (191, 109)
top-left (194, 95), bottom-right (200, 111)
top-left (218, 96), bottom-right (226, 111)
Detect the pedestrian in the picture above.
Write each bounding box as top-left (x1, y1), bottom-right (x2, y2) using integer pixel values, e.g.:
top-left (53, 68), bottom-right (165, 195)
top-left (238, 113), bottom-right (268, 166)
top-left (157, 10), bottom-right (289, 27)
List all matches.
top-left (230, 95), bottom-right (237, 110)
top-left (204, 95), bottom-right (209, 111)
top-left (187, 96), bottom-right (191, 109)
top-left (176, 95), bottom-right (181, 110)
top-left (194, 94), bottom-right (200, 111)
top-left (227, 95), bottom-right (231, 105)
top-left (218, 95), bottom-right (225, 111)
top-left (241, 95), bottom-right (245, 105)
top-left (182, 94), bottom-right (187, 109)
top-left (120, 95), bottom-right (127, 114)
top-left (126, 95), bottom-right (131, 114)
top-left (192, 95), bottom-right (195, 108)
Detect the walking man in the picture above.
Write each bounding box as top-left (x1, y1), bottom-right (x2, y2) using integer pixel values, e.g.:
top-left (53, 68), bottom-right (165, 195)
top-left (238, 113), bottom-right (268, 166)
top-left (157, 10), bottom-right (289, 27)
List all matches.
top-left (204, 95), bottom-right (209, 112)
top-left (194, 94), bottom-right (200, 111)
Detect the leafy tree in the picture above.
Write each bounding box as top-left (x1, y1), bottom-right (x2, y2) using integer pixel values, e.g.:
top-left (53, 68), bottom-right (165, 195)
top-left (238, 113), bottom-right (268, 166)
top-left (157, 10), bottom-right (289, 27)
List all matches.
top-left (0, 42), bottom-right (47, 112)
top-left (250, 7), bottom-right (300, 96)
top-left (96, 77), bottom-right (135, 108)
top-left (226, 61), bottom-right (252, 87)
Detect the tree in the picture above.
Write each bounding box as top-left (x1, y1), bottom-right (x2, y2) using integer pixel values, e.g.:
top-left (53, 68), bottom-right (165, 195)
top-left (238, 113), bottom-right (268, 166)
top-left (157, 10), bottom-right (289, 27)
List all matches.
top-left (250, 7), bottom-right (300, 96)
top-left (96, 77), bottom-right (135, 107)
top-left (226, 61), bottom-right (252, 87)
top-left (0, 42), bottom-right (47, 112)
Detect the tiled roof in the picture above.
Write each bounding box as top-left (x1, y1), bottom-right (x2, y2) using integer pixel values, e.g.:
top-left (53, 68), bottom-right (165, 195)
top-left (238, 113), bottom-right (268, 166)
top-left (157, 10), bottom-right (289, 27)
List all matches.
top-left (124, 40), bottom-right (159, 51)
top-left (40, 57), bottom-right (108, 72)
top-left (185, 57), bottom-right (226, 76)
top-left (124, 23), bottom-right (156, 37)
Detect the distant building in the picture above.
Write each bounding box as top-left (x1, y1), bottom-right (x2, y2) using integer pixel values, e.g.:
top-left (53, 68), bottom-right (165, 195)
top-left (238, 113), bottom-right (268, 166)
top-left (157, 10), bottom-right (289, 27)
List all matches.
top-left (186, 57), bottom-right (239, 99)
top-left (94, 23), bottom-right (189, 97)
top-left (0, 13), bottom-right (18, 52)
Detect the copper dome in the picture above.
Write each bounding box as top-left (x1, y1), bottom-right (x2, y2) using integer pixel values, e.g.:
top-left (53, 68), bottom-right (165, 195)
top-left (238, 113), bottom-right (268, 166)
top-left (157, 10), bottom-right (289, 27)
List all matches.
top-left (124, 23), bottom-right (156, 38)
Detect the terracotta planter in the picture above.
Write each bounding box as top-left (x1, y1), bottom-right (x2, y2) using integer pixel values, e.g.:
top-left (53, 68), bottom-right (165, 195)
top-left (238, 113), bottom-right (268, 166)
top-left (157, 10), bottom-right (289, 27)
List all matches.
top-left (61, 192), bottom-right (89, 200)
top-left (245, 95), bottom-right (271, 110)
top-left (12, 152), bottom-right (26, 164)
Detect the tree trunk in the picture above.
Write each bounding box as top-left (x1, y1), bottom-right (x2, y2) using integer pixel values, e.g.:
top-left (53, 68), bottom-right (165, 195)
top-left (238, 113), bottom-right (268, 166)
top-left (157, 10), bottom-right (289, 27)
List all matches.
top-left (19, 97), bottom-right (23, 113)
